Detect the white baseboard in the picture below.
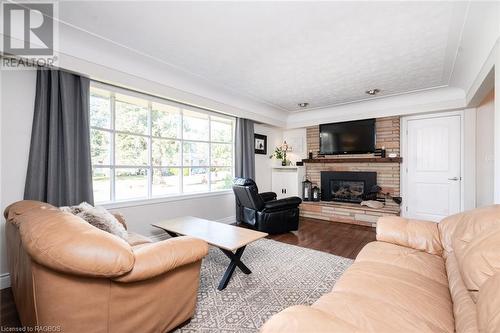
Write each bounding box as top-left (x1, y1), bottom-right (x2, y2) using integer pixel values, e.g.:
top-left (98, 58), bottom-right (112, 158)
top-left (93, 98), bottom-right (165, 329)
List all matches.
top-left (150, 233), bottom-right (170, 242)
top-left (1, 273), bottom-right (11, 289)
top-left (216, 216), bottom-right (236, 224)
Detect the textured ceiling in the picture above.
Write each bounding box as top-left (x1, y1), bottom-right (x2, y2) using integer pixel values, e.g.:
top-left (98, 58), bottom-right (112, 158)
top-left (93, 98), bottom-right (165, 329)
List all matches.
top-left (59, 1), bottom-right (468, 112)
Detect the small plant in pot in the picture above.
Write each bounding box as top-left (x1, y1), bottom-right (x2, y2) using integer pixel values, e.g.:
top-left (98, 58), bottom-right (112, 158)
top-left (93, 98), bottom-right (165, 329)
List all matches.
top-left (269, 141), bottom-right (290, 166)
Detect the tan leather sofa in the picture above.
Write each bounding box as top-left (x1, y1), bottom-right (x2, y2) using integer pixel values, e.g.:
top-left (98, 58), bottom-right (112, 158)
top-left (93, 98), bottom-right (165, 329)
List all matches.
top-left (262, 205), bottom-right (500, 332)
top-left (4, 200), bottom-right (209, 333)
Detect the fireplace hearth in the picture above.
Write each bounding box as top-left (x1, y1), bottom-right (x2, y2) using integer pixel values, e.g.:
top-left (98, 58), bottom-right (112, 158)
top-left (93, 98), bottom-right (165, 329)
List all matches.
top-left (321, 171), bottom-right (377, 203)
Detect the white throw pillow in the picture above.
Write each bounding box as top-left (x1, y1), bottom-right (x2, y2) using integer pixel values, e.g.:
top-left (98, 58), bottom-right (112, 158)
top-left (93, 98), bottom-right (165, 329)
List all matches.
top-left (60, 203), bottom-right (128, 240)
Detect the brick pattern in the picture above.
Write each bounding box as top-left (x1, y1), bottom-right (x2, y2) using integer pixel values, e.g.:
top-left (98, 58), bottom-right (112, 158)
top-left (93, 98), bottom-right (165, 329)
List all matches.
top-left (302, 116), bottom-right (401, 225)
top-left (300, 201), bottom-right (400, 228)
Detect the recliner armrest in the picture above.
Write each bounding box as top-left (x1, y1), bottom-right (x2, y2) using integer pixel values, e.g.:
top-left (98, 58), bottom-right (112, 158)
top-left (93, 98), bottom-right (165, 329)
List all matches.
top-left (376, 216), bottom-right (443, 255)
top-left (263, 197), bottom-right (302, 211)
top-left (260, 192), bottom-right (277, 202)
top-left (113, 236), bottom-right (208, 283)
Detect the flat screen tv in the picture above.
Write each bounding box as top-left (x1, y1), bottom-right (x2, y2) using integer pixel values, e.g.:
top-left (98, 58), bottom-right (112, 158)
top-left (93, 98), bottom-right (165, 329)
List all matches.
top-left (319, 119), bottom-right (375, 155)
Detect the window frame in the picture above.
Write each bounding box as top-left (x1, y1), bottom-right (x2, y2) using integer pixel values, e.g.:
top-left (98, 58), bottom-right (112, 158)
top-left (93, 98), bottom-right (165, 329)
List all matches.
top-left (90, 81), bottom-right (235, 205)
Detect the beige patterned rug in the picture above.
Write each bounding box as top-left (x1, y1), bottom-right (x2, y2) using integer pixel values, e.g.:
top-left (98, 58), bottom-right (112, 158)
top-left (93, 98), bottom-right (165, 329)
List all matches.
top-left (175, 238), bottom-right (353, 332)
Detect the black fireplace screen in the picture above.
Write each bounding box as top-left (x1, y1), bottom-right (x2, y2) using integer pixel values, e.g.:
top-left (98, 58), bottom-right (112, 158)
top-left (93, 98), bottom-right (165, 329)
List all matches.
top-left (321, 171), bottom-right (377, 203)
top-left (330, 180), bottom-right (365, 202)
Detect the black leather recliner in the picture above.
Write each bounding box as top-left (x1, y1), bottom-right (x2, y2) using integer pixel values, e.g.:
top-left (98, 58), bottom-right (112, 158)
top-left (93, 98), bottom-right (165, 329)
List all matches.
top-left (232, 178), bottom-right (302, 234)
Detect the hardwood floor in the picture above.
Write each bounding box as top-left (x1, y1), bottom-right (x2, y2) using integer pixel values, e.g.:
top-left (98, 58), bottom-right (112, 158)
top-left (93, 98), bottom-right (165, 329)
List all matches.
top-left (1, 287), bottom-right (20, 328)
top-left (268, 217), bottom-right (376, 260)
top-left (0, 217), bottom-right (375, 329)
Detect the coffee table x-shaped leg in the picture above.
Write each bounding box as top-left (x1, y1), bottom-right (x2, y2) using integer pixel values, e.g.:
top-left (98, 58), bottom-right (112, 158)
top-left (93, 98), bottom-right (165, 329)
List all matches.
top-left (165, 231), bottom-right (252, 290)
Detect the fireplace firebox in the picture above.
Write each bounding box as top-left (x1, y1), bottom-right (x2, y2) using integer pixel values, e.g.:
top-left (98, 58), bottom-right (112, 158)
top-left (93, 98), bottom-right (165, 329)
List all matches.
top-left (321, 171), bottom-right (377, 203)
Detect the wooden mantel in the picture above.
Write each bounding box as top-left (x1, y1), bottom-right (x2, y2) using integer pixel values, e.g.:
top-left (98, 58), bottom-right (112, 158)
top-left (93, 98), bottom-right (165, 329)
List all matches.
top-left (302, 157), bottom-right (402, 164)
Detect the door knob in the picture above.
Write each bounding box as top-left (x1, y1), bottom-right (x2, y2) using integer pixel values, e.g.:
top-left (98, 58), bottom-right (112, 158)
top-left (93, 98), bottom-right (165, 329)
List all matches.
top-left (448, 177), bottom-right (460, 181)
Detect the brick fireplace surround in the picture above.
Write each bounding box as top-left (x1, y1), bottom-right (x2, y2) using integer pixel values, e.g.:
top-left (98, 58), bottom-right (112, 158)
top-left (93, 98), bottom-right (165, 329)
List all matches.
top-left (300, 116), bottom-right (401, 227)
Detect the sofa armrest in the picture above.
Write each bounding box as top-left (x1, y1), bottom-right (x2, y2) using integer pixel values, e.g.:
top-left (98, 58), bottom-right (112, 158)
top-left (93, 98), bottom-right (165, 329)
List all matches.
top-left (17, 208), bottom-right (135, 278)
top-left (376, 216), bottom-right (443, 255)
top-left (260, 192), bottom-right (277, 202)
top-left (113, 236), bottom-right (208, 283)
top-left (260, 305), bottom-right (357, 333)
top-left (263, 197), bottom-right (302, 211)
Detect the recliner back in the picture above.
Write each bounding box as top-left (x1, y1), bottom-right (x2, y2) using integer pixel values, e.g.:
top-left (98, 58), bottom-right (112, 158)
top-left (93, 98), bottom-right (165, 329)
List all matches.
top-left (232, 178), bottom-right (265, 211)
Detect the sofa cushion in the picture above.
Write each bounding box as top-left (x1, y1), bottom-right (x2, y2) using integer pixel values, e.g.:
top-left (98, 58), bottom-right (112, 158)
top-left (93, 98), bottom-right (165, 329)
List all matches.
top-left (127, 232), bottom-right (153, 247)
top-left (445, 252), bottom-right (478, 333)
top-left (439, 205), bottom-right (500, 291)
top-left (312, 242), bottom-right (454, 332)
top-left (459, 228), bottom-right (500, 291)
top-left (356, 241), bottom-right (448, 285)
top-left (477, 273), bottom-right (500, 333)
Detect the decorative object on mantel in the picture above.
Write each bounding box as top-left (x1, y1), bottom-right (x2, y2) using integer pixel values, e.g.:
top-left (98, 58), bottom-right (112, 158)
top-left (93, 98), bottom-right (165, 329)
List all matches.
top-left (296, 161), bottom-right (304, 166)
top-left (374, 147), bottom-right (386, 158)
top-left (254, 134), bottom-right (267, 155)
top-left (302, 178), bottom-right (312, 201)
top-left (270, 141), bottom-right (290, 166)
top-left (388, 153), bottom-right (398, 158)
top-left (312, 185), bottom-right (321, 202)
top-left (361, 200), bottom-right (385, 209)
top-left (309, 150), bottom-right (313, 159)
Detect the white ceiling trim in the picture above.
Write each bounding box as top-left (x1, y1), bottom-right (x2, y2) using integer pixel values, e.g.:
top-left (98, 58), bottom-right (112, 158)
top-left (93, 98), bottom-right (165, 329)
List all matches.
top-left (286, 86), bottom-right (466, 129)
top-left (287, 84), bottom-right (450, 113)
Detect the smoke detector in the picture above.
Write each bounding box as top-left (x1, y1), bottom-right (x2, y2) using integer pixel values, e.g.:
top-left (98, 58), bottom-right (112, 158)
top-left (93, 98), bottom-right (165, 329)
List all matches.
top-left (365, 89), bottom-right (381, 96)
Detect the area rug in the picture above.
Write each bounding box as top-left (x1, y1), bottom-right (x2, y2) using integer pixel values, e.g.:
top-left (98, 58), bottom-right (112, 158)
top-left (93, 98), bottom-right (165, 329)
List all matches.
top-left (175, 238), bottom-right (353, 333)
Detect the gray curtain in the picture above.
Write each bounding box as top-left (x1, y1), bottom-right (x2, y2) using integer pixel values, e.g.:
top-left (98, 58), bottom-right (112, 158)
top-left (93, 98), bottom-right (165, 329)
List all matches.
top-left (24, 68), bottom-right (93, 206)
top-left (234, 118), bottom-right (255, 179)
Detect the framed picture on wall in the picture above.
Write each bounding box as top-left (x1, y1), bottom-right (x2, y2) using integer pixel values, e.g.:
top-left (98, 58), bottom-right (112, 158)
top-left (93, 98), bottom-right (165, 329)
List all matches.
top-left (254, 134), bottom-right (267, 155)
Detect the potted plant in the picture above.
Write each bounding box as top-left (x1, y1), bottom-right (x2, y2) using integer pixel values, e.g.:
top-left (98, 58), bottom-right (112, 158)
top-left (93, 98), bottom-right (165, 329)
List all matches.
top-left (269, 141), bottom-right (290, 166)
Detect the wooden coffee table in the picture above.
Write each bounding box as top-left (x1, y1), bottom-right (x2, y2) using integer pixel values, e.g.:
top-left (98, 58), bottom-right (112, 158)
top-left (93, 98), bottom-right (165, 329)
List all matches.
top-left (152, 216), bottom-right (268, 290)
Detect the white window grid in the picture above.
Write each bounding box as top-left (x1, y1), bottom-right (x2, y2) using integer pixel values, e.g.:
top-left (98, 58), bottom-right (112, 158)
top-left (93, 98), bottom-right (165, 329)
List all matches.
top-left (90, 83), bottom-right (235, 203)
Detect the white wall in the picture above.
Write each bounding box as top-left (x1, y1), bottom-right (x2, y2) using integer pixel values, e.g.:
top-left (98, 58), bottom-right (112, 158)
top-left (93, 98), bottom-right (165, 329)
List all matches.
top-left (283, 128), bottom-right (308, 163)
top-left (495, 62), bottom-right (500, 203)
top-left (107, 193), bottom-right (235, 239)
top-left (0, 69), bottom-right (37, 287)
top-left (254, 124), bottom-right (283, 192)
top-left (476, 90), bottom-right (495, 206)
top-left (463, 108), bottom-right (477, 211)
top-left (451, 1), bottom-right (500, 100)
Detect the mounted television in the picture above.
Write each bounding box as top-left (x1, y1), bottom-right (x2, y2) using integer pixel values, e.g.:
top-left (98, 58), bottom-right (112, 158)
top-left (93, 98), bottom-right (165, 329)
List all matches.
top-left (319, 119), bottom-right (375, 155)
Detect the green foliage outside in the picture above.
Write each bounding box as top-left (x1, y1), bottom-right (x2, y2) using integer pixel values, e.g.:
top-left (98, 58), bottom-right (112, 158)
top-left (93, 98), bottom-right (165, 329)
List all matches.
top-left (90, 90), bottom-right (235, 201)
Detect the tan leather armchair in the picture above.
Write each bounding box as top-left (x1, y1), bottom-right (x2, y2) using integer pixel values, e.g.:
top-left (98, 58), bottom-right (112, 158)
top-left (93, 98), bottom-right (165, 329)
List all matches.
top-left (262, 205), bottom-right (500, 333)
top-left (4, 200), bottom-right (209, 333)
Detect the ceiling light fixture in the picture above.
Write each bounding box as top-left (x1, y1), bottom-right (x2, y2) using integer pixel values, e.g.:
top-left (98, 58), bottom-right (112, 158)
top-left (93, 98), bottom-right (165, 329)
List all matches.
top-left (298, 102), bottom-right (309, 108)
top-left (365, 89), bottom-right (381, 96)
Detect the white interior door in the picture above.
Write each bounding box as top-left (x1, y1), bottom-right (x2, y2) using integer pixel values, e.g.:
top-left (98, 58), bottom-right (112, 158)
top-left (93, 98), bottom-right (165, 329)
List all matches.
top-left (405, 115), bottom-right (462, 221)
